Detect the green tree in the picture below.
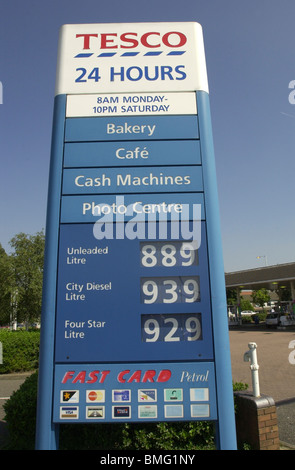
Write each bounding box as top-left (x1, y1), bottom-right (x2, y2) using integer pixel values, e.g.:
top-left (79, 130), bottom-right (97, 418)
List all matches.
top-left (278, 287), bottom-right (291, 302)
top-left (9, 231), bottom-right (45, 326)
top-left (251, 288), bottom-right (270, 312)
top-left (240, 298), bottom-right (254, 311)
top-left (226, 288), bottom-right (237, 306)
top-left (0, 244), bottom-right (14, 325)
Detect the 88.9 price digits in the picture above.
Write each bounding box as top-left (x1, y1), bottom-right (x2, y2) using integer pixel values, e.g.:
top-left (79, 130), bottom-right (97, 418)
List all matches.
top-left (140, 241), bottom-right (198, 268)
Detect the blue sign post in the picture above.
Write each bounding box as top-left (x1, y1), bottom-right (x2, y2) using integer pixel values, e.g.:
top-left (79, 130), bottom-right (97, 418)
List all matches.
top-left (35, 22), bottom-right (236, 450)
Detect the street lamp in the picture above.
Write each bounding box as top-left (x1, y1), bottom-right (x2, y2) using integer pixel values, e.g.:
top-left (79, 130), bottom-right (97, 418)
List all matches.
top-left (256, 255), bottom-right (268, 266)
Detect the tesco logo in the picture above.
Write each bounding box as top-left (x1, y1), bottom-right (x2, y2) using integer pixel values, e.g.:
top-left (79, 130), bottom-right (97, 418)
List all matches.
top-left (76, 31), bottom-right (187, 50)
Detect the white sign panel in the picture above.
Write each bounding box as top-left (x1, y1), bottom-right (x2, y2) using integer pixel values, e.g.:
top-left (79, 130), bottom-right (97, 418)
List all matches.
top-left (66, 92), bottom-right (197, 117)
top-left (55, 22), bottom-right (208, 95)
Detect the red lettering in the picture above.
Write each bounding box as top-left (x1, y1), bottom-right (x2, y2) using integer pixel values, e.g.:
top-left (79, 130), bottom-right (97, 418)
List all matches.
top-left (101, 33), bottom-right (117, 49)
top-left (157, 369), bottom-right (171, 382)
top-left (86, 370), bottom-right (100, 384)
top-left (61, 371), bottom-right (75, 384)
top-left (162, 31), bottom-right (187, 48)
top-left (141, 32), bottom-right (161, 48)
top-left (73, 371), bottom-right (86, 384)
top-left (142, 370), bottom-right (156, 382)
top-left (120, 32), bottom-right (139, 48)
top-left (76, 33), bottom-right (98, 50)
top-left (76, 31), bottom-right (187, 50)
top-left (127, 370), bottom-right (142, 383)
top-left (118, 370), bottom-right (130, 383)
top-left (100, 370), bottom-right (110, 383)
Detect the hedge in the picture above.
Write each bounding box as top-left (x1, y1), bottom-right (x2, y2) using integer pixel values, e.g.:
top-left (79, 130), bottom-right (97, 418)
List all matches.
top-left (0, 329), bottom-right (40, 373)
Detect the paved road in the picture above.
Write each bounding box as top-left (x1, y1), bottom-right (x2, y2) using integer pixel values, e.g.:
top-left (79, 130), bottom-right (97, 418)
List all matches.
top-left (229, 326), bottom-right (295, 448)
top-left (0, 326), bottom-right (295, 449)
top-left (229, 327), bottom-right (295, 402)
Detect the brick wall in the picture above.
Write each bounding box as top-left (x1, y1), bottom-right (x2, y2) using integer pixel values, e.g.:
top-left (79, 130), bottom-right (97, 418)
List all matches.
top-left (234, 392), bottom-right (280, 450)
top-left (257, 405), bottom-right (280, 450)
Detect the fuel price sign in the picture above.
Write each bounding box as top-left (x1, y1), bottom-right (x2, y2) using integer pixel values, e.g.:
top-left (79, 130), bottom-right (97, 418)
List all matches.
top-left (36, 22), bottom-right (236, 450)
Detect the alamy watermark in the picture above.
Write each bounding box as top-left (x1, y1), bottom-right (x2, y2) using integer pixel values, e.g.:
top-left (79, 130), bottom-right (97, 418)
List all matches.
top-left (286, 85), bottom-right (295, 364)
top-left (91, 196), bottom-right (202, 249)
top-left (288, 340), bottom-right (295, 364)
top-left (288, 80), bottom-right (295, 104)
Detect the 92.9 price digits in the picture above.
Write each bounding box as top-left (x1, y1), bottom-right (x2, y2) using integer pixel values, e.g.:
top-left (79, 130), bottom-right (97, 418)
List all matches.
top-left (141, 313), bottom-right (202, 342)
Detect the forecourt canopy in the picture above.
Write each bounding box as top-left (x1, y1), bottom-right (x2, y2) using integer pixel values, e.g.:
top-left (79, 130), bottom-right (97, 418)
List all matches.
top-left (35, 22), bottom-right (237, 450)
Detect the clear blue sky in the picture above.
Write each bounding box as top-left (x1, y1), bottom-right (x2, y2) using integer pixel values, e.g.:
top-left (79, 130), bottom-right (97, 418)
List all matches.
top-left (1, 0), bottom-right (295, 272)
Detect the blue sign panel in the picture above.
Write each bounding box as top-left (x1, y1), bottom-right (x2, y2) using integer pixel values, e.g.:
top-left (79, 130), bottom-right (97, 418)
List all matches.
top-left (54, 222), bottom-right (213, 363)
top-left (65, 115), bottom-right (199, 142)
top-left (62, 166), bottom-right (203, 194)
top-left (63, 140), bottom-right (201, 168)
top-left (60, 193), bottom-right (205, 223)
top-left (52, 362), bottom-right (217, 423)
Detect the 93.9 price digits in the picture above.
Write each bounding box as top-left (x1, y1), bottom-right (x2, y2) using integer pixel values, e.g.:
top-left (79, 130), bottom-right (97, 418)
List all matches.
top-left (141, 276), bottom-right (200, 304)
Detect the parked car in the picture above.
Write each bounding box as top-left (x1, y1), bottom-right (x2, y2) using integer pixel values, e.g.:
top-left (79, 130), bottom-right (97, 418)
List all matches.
top-left (265, 312), bottom-right (280, 327)
top-left (240, 310), bottom-right (254, 316)
top-left (266, 312), bottom-right (295, 327)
